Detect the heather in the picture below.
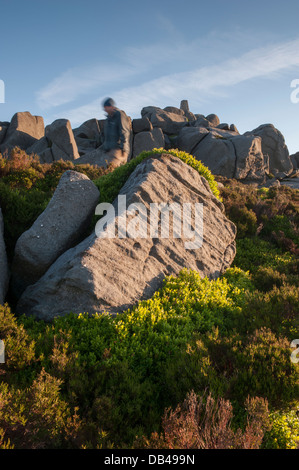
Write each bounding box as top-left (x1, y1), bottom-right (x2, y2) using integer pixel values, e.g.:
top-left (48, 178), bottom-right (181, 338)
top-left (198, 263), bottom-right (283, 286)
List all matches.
top-left (0, 150), bottom-right (298, 449)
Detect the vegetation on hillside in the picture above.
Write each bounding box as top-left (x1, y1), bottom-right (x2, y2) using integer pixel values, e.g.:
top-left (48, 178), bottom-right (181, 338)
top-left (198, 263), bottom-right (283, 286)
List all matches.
top-left (0, 149), bottom-right (298, 449)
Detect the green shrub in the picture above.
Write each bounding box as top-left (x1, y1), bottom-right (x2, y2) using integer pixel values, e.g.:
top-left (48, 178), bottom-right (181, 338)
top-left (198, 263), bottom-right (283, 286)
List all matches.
top-left (262, 215), bottom-right (299, 244)
top-left (263, 409), bottom-right (299, 449)
top-left (1, 259), bottom-right (298, 448)
top-left (232, 328), bottom-right (299, 407)
top-left (226, 206), bottom-right (257, 238)
top-left (237, 285), bottom-right (299, 339)
top-left (233, 238), bottom-right (295, 274)
top-left (218, 178), bottom-right (299, 245)
top-left (0, 156), bottom-right (298, 449)
top-left (159, 333), bottom-right (228, 410)
top-left (44, 268), bottom-right (247, 379)
top-left (0, 303), bottom-right (35, 373)
top-left (0, 152), bottom-right (106, 260)
top-left (0, 369), bottom-right (85, 449)
top-left (0, 147), bottom-right (219, 260)
top-left (252, 265), bottom-right (298, 292)
top-left (0, 181), bottom-right (51, 260)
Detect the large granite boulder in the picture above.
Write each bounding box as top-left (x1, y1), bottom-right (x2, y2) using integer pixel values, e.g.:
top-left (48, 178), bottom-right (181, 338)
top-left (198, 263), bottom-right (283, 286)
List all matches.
top-left (177, 127), bottom-right (209, 154)
top-left (132, 117), bottom-right (153, 134)
top-left (132, 128), bottom-right (165, 158)
top-left (11, 170), bottom-right (100, 299)
top-left (45, 119), bottom-right (80, 161)
top-left (189, 132), bottom-right (237, 178)
top-left (194, 114), bottom-right (210, 128)
top-left (16, 153), bottom-right (236, 321)
top-left (206, 114), bottom-right (220, 127)
top-left (141, 107), bottom-right (188, 135)
top-left (73, 118), bottom-right (101, 140)
top-left (0, 112), bottom-right (44, 154)
top-left (0, 208), bottom-right (9, 305)
top-left (245, 124), bottom-right (293, 177)
top-left (163, 106), bottom-right (185, 116)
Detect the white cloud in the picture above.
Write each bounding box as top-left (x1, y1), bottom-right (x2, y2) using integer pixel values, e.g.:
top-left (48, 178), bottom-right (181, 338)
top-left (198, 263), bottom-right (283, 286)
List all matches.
top-left (55, 37), bottom-right (299, 126)
top-left (36, 63), bottom-right (138, 109)
top-left (37, 28), bottom-right (257, 112)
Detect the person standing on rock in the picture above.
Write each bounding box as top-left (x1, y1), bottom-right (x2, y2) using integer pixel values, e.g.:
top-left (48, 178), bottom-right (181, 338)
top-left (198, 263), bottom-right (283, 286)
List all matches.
top-left (101, 97), bottom-right (130, 168)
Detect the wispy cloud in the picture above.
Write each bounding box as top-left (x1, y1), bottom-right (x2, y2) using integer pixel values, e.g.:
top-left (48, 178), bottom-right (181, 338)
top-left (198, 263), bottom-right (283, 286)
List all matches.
top-left (37, 27), bottom-right (255, 112)
top-left (54, 37), bottom-right (299, 126)
top-left (36, 63), bottom-right (139, 109)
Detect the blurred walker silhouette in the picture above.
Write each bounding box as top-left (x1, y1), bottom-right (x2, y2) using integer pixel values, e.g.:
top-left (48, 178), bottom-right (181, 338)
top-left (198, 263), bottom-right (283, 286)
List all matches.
top-left (99, 97), bottom-right (130, 168)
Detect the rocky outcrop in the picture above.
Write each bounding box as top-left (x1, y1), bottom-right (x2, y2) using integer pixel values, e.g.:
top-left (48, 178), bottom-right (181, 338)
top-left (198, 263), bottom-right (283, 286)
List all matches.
top-left (188, 131), bottom-right (237, 178)
top-left (194, 115), bottom-right (210, 128)
top-left (177, 127), bottom-right (268, 181)
top-left (245, 124), bottom-right (293, 177)
top-left (141, 107), bottom-right (188, 135)
top-left (73, 119), bottom-right (101, 156)
top-left (16, 153), bottom-right (236, 321)
top-left (11, 170), bottom-right (100, 299)
top-left (45, 119), bottom-right (80, 161)
top-left (73, 118), bottom-right (101, 140)
top-left (2, 101), bottom-right (292, 183)
top-left (27, 136), bottom-right (51, 161)
top-left (232, 135), bottom-right (267, 180)
top-left (0, 208), bottom-right (9, 305)
top-left (0, 112), bottom-right (44, 154)
top-left (132, 128), bottom-right (165, 158)
top-left (132, 117), bottom-right (153, 134)
top-left (206, 114), bottom-right (220, 128)
top-left (75, 136), bottom-right (98, 156)
top-left (27, 119), bottom-right (81, 162)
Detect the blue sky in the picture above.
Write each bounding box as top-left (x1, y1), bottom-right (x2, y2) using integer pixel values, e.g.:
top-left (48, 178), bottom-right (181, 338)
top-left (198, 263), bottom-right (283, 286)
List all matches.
top-left (1, 0), bottom-right (299, 153)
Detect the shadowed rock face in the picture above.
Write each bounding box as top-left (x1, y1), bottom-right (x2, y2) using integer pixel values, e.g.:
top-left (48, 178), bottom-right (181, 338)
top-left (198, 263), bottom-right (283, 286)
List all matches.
top-left (0, 208), bottom-right (9, 305)
top-left (132, 128), bottom-right (165, 158)
top-left (245, 124), bottom-right (293, 177)
top-left (0, 124), bottom-right (8, 145)
top-left (16, 153), bottom-right (236, 322)
top-left (45, 119), bottom-right (80, 161)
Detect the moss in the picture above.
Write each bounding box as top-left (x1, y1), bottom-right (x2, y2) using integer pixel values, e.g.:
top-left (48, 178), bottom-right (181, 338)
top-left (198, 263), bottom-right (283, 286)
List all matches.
top-left (93, 148), bottom-right (220, 207)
